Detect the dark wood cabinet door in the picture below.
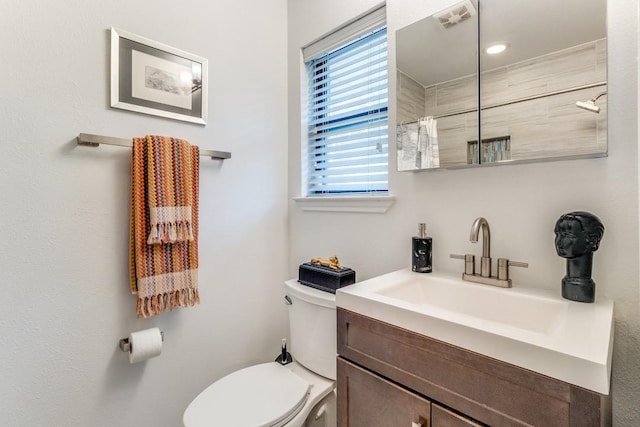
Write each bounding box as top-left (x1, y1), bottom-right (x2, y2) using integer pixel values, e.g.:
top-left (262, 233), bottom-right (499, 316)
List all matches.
top-left (338, 357), bottom-right (431, 427)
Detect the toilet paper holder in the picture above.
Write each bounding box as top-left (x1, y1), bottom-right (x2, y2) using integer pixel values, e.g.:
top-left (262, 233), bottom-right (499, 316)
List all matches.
top-left (119, 331), bottom-right (164, 353)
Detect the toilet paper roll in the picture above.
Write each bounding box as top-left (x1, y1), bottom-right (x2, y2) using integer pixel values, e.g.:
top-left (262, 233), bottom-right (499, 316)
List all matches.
top-left (128, 327), bottom-right (163, 363)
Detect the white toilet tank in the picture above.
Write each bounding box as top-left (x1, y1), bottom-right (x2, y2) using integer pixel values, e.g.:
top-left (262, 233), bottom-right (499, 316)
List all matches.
top-left (285, 279), bottom-right (337, 380)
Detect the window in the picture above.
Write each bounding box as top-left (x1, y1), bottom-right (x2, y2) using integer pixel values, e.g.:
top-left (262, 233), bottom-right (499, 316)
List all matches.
top-left (303, 7), bottom-right (388, 195)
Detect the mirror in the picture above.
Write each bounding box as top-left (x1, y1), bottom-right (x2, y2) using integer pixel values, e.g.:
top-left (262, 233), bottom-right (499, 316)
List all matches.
top-left (396, 0), bottom-right (606, 171)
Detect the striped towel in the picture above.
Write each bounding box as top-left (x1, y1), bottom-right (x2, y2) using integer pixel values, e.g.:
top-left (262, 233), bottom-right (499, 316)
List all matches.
top-left (129, 135), bottom-right (200, 318)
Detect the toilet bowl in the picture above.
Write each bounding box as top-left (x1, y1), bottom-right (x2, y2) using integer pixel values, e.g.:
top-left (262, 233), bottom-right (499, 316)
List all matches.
top-left (183, 279), bottom-right (337, 427)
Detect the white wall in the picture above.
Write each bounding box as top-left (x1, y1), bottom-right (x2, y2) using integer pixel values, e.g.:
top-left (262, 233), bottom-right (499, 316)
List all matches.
top-left (0, 1), bottom-right (288, 426)
top-left (288, 0), bottom-right (640, 425)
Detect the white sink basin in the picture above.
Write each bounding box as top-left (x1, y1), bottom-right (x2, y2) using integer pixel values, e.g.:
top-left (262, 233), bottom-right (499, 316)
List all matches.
top-left (336, 268), bottom-right (614, 394)
top-left (377, 275), bottom-right (566, 335)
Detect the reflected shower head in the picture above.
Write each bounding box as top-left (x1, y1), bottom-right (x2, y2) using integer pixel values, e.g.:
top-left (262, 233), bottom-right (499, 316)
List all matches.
top-left (575, 100), bottom-right (600, 113)
top-left (576, 91), bottom-right (606, 114)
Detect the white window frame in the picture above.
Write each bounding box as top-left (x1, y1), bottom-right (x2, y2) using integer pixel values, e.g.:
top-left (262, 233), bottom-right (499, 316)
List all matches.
top-left (300, 5), bottom-right (391, 206)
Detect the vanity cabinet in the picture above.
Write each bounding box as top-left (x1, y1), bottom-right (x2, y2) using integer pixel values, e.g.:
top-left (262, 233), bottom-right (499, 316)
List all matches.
top-left (337, 308), bottom-right (611, 427)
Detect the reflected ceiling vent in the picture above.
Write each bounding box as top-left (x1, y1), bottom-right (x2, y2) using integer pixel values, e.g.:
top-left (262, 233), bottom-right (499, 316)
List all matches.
top-left (433, 0), bottom-right (477, 29)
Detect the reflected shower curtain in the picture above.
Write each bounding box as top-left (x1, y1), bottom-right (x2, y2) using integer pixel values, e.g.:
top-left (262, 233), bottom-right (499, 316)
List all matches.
top-left (419, 116), bottom-right (439, 169)
top-left (396, 116), bottom-right (439, 171)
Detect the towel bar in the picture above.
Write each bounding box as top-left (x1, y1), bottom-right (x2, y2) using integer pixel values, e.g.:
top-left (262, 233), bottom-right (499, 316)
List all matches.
top-left (77, 133), bottom-right (231, 160)
top-left (119, 331), bottom-right (165, 353)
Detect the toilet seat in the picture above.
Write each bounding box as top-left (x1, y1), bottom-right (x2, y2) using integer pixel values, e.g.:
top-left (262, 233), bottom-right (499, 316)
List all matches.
top-left (183, 362), bottom-right (311, 427)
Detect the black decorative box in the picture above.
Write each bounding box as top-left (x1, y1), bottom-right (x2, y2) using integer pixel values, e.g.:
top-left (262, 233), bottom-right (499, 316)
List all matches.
top-left (298, 263), bottom-right (356, 293)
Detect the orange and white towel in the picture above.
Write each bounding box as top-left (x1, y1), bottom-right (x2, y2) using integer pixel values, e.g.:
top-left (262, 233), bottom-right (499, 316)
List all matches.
top-left (129, 135), bottom-right (200, 318)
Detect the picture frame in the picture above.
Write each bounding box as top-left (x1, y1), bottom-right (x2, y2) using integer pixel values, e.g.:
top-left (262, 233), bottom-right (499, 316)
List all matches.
top-left (110, 27), bottom-right (208, 125)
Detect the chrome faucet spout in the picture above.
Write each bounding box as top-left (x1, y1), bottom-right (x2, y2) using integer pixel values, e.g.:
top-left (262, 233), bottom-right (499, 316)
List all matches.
top-left (470, 217), bottom-right (490, 258)
top-left (470, 217), bottom-right (491, 277)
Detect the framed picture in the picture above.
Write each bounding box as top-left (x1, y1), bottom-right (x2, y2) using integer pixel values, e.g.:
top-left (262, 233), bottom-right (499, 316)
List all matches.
top-left (110, 27), bottom-right (208, 125)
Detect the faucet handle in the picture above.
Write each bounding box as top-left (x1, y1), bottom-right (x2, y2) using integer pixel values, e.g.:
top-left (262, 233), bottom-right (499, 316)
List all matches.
top-left (497, 258), bottom-right (528, 281)
top-left (450, 254), bottom-right (475, 275)
top-left (509, 261), bottom-right (529, 268)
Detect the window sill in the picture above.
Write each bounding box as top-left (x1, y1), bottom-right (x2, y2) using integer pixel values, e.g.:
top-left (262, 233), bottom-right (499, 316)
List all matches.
top-left (293, 195), bottom-right (395, 214)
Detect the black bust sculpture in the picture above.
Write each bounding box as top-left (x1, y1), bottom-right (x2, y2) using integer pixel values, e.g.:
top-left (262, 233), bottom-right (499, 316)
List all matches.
top-left (554, 211), bottom-right (604, 303)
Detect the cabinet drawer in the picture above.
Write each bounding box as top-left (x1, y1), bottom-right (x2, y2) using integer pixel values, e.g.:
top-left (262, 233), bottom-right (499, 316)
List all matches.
top-left (337, 308), bottom-right (610, 427)
top-left (337, 357), bottom-right (430, 427)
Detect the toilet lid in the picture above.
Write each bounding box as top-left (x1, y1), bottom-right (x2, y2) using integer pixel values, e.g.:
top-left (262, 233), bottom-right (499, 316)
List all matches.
top-left (183, 362), bottom-right (311, 427)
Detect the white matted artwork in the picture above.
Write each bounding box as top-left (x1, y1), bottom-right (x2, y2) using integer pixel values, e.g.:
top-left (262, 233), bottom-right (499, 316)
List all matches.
top-left (110, 27), bottom-right (208, 125)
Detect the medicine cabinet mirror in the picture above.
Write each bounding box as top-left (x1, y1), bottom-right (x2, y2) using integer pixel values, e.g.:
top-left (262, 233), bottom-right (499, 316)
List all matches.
top-left (396, 0), bottom-right (607, 171)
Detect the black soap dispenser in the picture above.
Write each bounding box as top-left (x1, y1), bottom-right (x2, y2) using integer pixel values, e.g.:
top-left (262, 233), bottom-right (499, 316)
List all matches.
top-left (412, 223), bottom-right (432, 273)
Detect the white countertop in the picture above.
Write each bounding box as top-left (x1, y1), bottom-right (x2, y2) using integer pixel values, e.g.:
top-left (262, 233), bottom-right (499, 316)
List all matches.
top-left (336, 268), bottom-right (614, 394)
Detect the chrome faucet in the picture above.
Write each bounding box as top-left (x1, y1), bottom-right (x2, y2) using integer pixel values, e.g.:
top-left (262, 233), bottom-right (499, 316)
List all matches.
top-left (470, 217), bottom-right (491, 277)
top-left (451, 217), bottom-right (528, 288)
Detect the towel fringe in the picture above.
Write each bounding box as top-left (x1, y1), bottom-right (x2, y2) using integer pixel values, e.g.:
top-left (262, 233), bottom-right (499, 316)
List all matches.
top-left (147, 205), bottom-right (194, 245)
top-left (136, 288), bottom-right (200, 318)
top-left (147, 221), bottom-right (194, 245)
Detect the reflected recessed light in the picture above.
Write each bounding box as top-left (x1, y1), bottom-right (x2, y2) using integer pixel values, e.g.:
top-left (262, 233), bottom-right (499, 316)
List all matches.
top-left (485, 43), bottom-right (508, 55)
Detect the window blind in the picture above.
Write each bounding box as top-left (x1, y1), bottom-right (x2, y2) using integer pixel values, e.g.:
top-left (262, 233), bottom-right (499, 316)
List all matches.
top-left (304, 9), bottom-right (388, 195)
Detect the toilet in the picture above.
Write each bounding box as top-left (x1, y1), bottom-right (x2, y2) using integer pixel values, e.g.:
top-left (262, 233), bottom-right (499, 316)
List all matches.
top-left (183, 279), bottom-right (337, 427)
